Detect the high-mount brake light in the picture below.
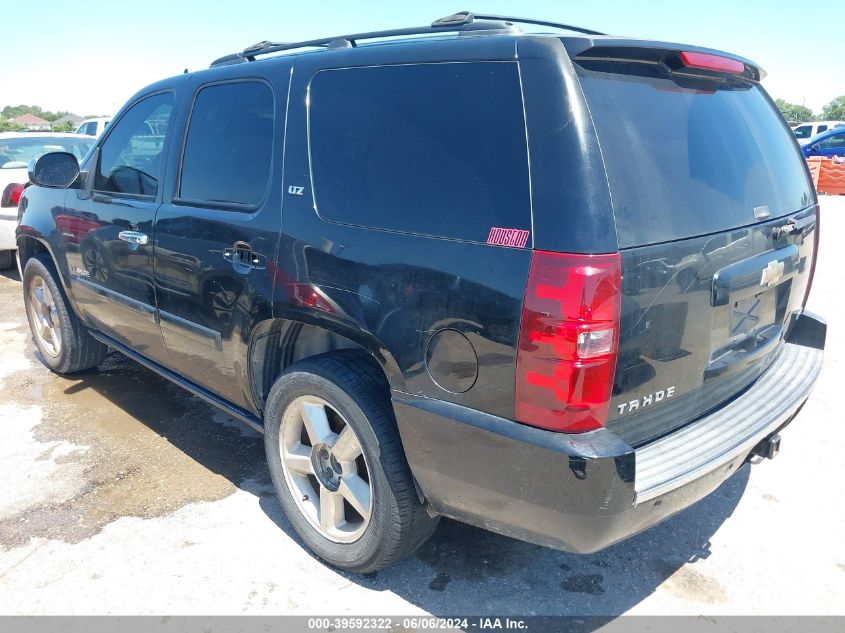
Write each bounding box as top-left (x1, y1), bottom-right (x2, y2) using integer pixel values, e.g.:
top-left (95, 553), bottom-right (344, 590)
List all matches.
top-left (679, 51), bottom-right (745, 75)
top-left (515, 251), bottom-right (622, 433)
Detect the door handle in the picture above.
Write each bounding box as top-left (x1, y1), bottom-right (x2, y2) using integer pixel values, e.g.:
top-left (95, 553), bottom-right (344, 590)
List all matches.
top-left (118, 230), bottom-right (149, 245)
top-left (223, 242), bottom-right (265, 269)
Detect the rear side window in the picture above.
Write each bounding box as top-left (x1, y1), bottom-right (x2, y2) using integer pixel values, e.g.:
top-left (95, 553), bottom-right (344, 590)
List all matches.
top-left (308, 62), bottom-right (530, 242)
top-left (178, 81), bottom-right (274, 209)
top-left (578, 69), bottom-right (814, 247)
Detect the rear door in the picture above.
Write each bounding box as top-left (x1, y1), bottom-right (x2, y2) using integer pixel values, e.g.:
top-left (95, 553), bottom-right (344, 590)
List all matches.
top-left (153, 69), bottom-right (288, 410)
top-left (572, 48), bottom-right (818, 445)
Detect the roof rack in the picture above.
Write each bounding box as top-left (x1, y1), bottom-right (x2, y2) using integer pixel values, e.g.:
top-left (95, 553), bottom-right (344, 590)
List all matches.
top-left (210, 10), bottom-right (605, 67)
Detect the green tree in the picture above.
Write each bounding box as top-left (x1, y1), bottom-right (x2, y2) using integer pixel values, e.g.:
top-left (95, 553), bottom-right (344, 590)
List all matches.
top-left (774, 98), bottom-right (814, 123)
top-left (821, 96), bottom-right (845, 121)
top-left (0, 105), bottom-right (70, 122)
top-left (0, 118), bottom-right (24, 132)
top-left (51, 121), bottom-right (76, 132)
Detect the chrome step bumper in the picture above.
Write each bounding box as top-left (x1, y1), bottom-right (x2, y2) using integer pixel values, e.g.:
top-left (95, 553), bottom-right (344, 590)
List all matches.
top-left (635, 340), bottom-right (823, 503)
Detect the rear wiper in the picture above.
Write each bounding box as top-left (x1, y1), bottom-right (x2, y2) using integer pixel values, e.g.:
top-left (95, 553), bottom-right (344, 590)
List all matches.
top-left (773, 215), bottom-right (814, 239)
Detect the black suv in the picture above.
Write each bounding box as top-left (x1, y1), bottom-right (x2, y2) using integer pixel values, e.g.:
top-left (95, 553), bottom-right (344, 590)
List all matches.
top-left (16, 12), bottom-right (826, 572)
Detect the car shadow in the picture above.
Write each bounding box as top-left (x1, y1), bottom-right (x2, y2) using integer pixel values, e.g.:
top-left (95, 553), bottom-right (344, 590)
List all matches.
top-left (259, 467), bottom-right (750, 621)
top-left (35, 348), bottom-right (750, 623)
top-left (1, 267), bottom-right (21, 282)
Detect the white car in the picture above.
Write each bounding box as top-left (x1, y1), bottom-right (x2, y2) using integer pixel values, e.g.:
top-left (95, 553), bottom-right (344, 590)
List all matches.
top-left (75, 117), bottom-right (111, 137)
top-left (0, 132), bottom-right (95, 269)
top-left (791, 120), bottom-right (845, 142)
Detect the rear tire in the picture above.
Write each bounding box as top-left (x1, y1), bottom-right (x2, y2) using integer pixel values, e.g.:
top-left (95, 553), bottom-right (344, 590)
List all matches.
top-left (0, 250), bottom-right (13, 270)
top-left (22, 255), bottom-right (108, 374)
top-left (264, 350), bottom-right (439, 573)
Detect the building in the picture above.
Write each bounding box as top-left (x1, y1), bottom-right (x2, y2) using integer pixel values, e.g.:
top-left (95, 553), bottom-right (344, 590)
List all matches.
top-left (8, 114), bottom-right (51, 131)
top-left (51, 114), bottom-right (84, 129)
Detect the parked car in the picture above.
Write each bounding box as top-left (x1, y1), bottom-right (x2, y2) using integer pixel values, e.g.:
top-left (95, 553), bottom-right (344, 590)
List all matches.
top-left (75, 117), bottom-right (111, 137)
top-left (802, 126), bottom-right (845, 157)
top-left (791, 120), bottom-right (845, 141)
top-left (0, 132), bottom-right (94, 269)
top-left (16, 12), bottom-right (825, 573)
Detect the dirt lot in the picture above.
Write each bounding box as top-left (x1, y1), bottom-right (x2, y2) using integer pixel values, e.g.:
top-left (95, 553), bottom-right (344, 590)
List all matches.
top-left (0, 198), bottom-right (843, 617)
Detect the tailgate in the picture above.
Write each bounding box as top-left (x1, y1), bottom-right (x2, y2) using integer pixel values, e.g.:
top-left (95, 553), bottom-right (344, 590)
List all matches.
top-left (572, 44), bottom-right (818, 446)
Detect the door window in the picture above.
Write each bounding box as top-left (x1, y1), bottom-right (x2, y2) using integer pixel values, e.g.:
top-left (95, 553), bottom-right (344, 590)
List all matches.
top-left (94, 93), bottom-right (173, 198)
top-left (178, 81), bottom-right (274, 209)
top-left (793, 125), bottom-right (812, 139)
top-left (819, 132), bottom-right (845, 150)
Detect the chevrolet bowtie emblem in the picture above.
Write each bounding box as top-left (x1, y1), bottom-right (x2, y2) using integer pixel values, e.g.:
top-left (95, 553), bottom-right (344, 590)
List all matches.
top-left (760, 260), bottom-right (784, 288)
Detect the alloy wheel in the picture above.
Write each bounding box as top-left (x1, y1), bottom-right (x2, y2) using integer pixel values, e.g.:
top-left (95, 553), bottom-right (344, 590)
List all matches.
top-left (279, 395), bottom-right (373, 543)
top-left (28, 274), bottom-right (62, 358)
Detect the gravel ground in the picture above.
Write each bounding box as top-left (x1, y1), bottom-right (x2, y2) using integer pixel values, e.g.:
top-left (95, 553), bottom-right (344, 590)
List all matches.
top-left (0, 197), bottom-right (842, 617)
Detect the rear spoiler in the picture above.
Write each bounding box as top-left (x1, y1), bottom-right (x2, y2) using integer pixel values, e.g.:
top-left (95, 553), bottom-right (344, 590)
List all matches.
top-left (561, 37), bottom-right (766, 82)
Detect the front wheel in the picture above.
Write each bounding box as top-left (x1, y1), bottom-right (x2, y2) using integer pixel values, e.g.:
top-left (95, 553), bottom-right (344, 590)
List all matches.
top-left (264, 351), bottom-right (438, 573)
top-left (22, 255), bottom-right (108, 373)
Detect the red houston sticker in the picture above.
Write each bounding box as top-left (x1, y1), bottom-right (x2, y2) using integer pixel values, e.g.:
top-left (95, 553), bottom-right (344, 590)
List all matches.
top-left (487, 227), bottom-right (530, 248)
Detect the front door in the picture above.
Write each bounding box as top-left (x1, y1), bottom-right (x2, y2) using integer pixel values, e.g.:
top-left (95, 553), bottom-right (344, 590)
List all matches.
top-left (153, 72), bottom-right (288, 410)
top-left (816, 130), bottom-right (845, 157)
top-left (63, 91), bottom-right (175, 360)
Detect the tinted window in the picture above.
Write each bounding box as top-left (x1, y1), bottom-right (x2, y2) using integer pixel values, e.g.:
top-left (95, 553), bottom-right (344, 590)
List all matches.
top-left (817, 125), bottom-right (828, 134)
top-left (179, 81), bottom-right (274, 208)
top-left (793, 125), bottom-right (812, 139)
top-left (578, 69), bottom-right (814, 247)
top-left (819, 132), bottom-right (845, 149)
top-left (309, 62), bottom-right (530, 242)
top-left (95, 93), bottom-right (173, 197)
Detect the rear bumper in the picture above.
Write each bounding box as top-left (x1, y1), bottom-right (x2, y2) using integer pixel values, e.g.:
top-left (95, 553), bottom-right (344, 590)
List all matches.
top-left (0, 215), bottom-right (17, 251)
top-left (394, 312), bottom-right (825, 553)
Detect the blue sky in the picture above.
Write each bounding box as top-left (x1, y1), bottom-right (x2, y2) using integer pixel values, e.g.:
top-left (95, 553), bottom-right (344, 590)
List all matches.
top-left (1, 0), bottom-right (841, 116)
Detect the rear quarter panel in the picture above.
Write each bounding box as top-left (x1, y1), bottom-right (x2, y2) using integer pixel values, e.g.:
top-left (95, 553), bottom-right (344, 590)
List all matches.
top-left (271, 40), bottom-right (534, 419)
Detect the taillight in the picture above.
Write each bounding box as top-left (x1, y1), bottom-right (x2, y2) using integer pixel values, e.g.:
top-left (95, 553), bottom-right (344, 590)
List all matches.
top-left (803, 204), bottom-right (820, 308)
top-left (678, 51), bottom-right (745, 75)
top-left (1, 183), bottom-right (24, 208)
top-left (515, 251), bottom-right (622, 433)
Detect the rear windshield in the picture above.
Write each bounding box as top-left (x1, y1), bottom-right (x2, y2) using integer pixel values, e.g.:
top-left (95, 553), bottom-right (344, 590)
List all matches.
top-left (577, 68), bottom-right (814, 248)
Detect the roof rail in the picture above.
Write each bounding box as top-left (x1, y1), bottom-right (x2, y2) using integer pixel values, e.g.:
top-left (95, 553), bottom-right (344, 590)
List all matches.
top-left (433, 11), bottom-right (605, 36)
top-left (210, 10), bottom-right (604, 67)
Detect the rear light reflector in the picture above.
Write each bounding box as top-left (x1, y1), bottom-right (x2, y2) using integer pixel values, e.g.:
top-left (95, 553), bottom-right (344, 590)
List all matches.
top-left (515, 251), bottom-right (622, 433)
top-left (1, 183), bottom-right (24, 208)
top-left (678, 51), bottom-right (745, 75)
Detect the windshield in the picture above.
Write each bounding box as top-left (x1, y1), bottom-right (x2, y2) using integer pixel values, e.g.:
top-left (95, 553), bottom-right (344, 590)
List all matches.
top-left (0, 137), bottom-right (93, 168)
top-left (578, 67), bottom-right (814, 247)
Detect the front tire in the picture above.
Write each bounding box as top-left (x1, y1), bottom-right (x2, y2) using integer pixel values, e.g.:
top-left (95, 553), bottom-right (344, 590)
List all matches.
top-left (22, 255), bottom-right (108, 374)
top-left (264, 351), bottom-right (438, 573)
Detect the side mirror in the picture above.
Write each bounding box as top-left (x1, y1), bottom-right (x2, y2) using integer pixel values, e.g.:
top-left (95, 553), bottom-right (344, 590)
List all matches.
top-left (28, 151), bottom-right (80, 189)
top-left (810, 144), bottom-right (821, 152)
